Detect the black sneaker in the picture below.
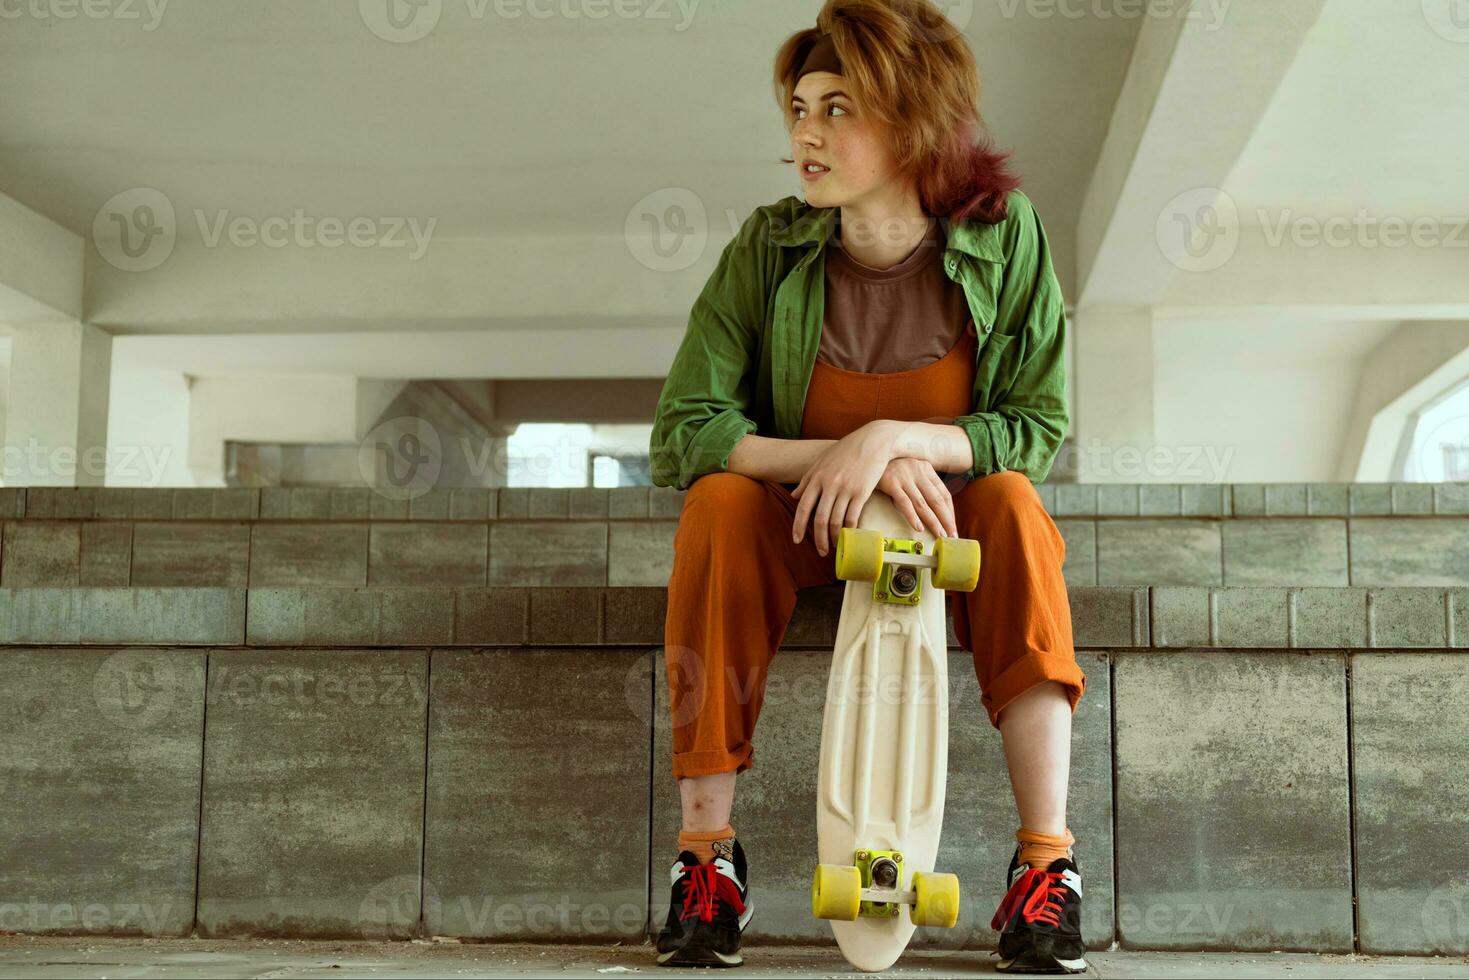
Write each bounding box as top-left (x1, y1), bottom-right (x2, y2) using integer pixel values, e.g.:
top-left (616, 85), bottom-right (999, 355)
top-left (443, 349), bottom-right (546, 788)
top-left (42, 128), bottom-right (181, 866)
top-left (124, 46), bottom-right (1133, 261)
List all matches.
top-left (990, 845), bottom-right (1088, 974)
top-left (655, 838), bottom-right (753, 967)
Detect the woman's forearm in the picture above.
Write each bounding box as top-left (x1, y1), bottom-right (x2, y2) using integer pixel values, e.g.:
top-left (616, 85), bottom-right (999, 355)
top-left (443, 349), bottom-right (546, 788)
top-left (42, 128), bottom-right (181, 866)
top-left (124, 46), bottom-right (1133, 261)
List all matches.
top-left (888, 420), bottom-right (975, 475)
top-left (726, 433), bottom-right (837, 484)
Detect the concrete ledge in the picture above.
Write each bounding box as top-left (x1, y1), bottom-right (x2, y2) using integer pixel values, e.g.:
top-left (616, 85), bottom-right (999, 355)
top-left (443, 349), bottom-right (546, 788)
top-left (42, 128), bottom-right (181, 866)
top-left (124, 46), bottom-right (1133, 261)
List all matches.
top-left (0, 585), bottom-right (1462, 650)
top-left (8, 482), bottom-right (1469, 522)
top-left (6, 510), bottom-right (1469, 590)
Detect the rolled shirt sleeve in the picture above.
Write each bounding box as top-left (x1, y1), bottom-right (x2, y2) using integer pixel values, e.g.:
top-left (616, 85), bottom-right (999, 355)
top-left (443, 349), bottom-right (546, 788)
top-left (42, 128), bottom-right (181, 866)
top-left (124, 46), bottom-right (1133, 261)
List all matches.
top-left (649, 210), bottom-right (768, 491)
top-left (952, 198), bottom-right (1070, 485)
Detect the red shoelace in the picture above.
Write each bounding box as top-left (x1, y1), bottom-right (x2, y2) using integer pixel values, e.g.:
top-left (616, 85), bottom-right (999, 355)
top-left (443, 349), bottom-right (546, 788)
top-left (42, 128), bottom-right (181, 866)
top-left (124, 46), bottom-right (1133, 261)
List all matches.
top-left (990, 867), bottom-right (1068, 930)
top-left (679, 862), bottom-right (746, 924)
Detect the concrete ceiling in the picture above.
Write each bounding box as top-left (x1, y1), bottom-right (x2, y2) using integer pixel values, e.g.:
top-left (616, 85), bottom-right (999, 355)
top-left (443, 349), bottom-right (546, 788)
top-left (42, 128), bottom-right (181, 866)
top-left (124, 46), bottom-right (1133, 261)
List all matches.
top-left (2, 0), bottom-right (1465, 385)
top-left (1228, 0), bottom-right (1469, 217)
top-left (0, 0), bottom-right (1142, 281)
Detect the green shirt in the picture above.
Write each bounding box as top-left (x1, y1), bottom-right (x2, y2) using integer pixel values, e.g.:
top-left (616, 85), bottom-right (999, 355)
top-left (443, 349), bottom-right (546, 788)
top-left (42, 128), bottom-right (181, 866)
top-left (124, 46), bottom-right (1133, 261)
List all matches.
top-left (649, 189), bottom-right (1069, 491)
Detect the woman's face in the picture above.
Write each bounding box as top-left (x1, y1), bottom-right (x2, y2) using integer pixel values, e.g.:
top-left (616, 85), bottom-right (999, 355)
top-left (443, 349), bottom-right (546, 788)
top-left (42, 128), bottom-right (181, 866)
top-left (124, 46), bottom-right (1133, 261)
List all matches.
top-left (790, 71), bottom-right (898, 210)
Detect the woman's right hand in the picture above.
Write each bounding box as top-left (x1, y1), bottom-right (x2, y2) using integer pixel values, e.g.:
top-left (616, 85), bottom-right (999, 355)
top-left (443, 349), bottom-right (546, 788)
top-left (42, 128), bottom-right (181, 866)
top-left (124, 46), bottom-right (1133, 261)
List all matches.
top-left (876, 457), bottom-right (959, 540)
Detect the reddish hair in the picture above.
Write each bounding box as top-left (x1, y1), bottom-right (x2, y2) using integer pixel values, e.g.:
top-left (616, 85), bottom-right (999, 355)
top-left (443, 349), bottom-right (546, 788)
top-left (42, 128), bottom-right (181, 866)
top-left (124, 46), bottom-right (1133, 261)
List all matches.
top-left (773, 0), bottom-right (1022, 225)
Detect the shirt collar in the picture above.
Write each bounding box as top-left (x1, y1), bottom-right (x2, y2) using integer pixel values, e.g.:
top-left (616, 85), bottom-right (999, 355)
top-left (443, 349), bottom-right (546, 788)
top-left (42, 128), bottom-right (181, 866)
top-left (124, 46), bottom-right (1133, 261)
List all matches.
top-left (769, 203), bottom-right (1004, 263)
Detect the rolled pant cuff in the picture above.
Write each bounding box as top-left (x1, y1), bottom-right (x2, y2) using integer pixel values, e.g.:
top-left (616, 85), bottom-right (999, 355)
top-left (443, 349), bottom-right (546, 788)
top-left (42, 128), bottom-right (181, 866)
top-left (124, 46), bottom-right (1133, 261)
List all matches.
top-left (980, 652), bottom-right (1087, 729)
top-left (671, 741), bottom-right (754, 779)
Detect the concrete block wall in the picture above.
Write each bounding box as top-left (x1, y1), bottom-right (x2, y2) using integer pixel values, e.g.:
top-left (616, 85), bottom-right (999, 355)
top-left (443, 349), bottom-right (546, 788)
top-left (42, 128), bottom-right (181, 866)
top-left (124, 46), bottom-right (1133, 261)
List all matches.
top-left (0, 484), bottom-right (1466, 956)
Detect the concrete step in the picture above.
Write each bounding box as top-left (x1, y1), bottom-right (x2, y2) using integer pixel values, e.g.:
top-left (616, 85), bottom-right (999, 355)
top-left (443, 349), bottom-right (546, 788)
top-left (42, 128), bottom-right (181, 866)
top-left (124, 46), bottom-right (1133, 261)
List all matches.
top-left (0, 588), bottom-right (1465, 954)
top-left (4, 499), bottom-right (1469, 590)
top-left (11, 481), bottom-right (1469, 522)
top-left (0, 585), bottom-right (1462, 648)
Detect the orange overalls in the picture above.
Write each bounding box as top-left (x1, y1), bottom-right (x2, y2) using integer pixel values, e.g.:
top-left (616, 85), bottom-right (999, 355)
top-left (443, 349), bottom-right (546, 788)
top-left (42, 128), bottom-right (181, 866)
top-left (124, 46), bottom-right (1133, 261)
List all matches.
top-left (663, 321), bottom-right (1086, 778)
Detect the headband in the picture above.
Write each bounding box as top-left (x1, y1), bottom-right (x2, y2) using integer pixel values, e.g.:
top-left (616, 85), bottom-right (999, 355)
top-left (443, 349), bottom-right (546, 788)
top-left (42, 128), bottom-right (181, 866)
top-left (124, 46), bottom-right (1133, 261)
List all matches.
top-left (797, 32), bottom-right (845, 78)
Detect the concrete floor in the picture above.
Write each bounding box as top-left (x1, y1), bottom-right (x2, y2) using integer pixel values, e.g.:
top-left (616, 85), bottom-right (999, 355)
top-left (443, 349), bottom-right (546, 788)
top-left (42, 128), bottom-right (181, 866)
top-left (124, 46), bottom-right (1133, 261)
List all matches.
top-left (0, 937), bottom-right (1466, 979)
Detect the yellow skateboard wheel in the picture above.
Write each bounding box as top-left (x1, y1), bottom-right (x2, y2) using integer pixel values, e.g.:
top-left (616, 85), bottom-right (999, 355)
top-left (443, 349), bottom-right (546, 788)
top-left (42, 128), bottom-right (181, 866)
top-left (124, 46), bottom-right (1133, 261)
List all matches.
top-left (932, 537), bottom-right (980, 592)
top-left (811, 863), bottom-right (862, 921)
top-left (834, 527), bottom-right (884, 582)
top-left (911, 870), bottom-right (961, 928)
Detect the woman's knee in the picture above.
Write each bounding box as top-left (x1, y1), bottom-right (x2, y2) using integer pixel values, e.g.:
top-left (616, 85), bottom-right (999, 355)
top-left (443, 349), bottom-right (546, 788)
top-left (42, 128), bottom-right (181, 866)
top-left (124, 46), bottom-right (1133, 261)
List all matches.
top-left (955, 470), bottom-right (1043, 524)
top-left (675, 472), bottom-right (773, 554)
top-left (682, 471), bottom-right (767, 515)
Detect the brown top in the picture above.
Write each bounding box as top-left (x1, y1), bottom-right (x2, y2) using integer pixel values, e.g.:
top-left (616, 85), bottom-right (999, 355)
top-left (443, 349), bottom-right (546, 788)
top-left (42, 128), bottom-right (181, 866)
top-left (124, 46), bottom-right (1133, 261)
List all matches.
top-left (818, 214), bottom-right (974, 427)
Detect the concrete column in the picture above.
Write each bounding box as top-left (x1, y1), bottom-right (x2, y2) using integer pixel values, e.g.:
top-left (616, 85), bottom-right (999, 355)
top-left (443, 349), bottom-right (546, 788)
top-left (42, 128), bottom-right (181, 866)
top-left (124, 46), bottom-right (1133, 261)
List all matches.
top-left (3, 322), bottom-right (111, 487)
top-left (1073, 308), bottom-right (1156, 483)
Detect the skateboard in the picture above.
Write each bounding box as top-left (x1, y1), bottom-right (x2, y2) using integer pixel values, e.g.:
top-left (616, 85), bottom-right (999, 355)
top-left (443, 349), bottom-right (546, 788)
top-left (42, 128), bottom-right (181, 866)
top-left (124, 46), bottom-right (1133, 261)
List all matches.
top-left (810, 490), bottom-right (981, 972)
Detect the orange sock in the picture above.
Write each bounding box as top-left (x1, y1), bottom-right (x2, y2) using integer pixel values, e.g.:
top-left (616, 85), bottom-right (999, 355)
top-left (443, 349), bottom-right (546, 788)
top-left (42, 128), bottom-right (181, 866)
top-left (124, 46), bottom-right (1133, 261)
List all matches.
top-left (678, 824), bottom-right (736, 865)
top-left (1016, 825), bottom-right (1074, 869)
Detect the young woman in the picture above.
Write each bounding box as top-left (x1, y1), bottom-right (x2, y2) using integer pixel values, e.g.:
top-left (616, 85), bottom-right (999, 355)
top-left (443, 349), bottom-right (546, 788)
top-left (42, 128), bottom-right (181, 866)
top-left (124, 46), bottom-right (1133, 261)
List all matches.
top-left (648, 0), bottom-right (1087, 971)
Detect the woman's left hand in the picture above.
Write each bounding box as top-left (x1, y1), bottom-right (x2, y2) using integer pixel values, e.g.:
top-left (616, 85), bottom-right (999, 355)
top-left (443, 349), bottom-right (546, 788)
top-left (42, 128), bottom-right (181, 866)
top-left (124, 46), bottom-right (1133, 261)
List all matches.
top-left (792, 421), bottom-right (901, 556)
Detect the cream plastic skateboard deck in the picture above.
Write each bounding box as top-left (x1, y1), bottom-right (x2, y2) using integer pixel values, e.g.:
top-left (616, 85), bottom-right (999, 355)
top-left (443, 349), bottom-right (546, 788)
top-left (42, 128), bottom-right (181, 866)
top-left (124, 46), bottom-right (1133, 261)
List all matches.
top-left (810, 490), bottom-right (981, 972)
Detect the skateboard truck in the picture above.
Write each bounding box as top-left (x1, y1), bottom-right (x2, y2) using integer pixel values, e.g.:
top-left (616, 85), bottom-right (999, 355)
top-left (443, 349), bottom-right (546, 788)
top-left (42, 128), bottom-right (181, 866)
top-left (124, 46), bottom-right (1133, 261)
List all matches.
top-left (811, 849), bottom-right (960, 928)
top-left (834, 528), bottom-right (980, 603)
top-left (856, 849), bottom-right (907, 917)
